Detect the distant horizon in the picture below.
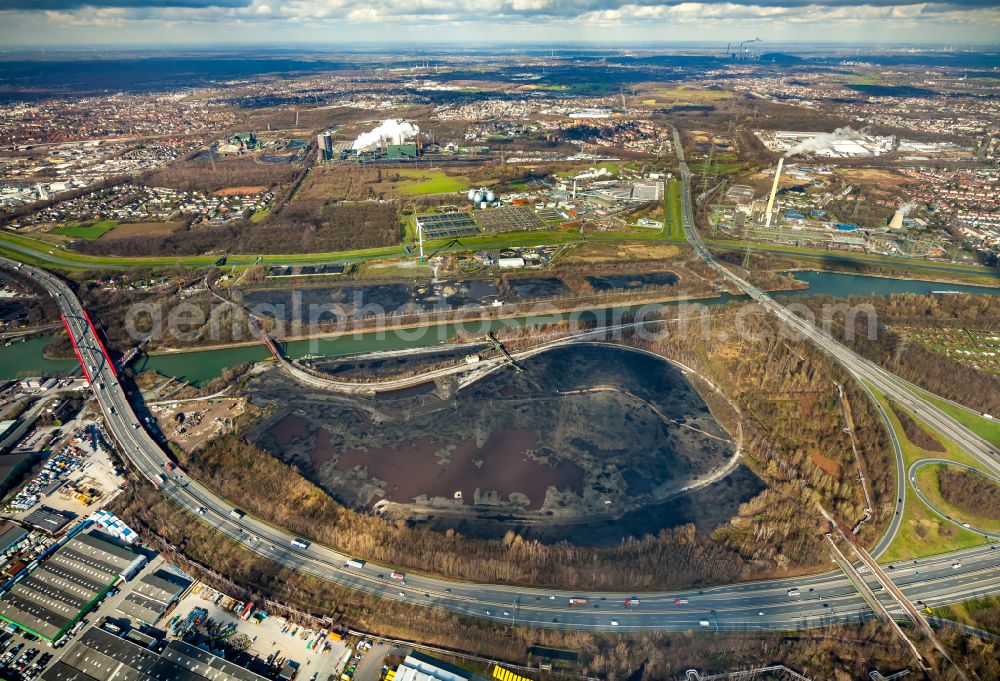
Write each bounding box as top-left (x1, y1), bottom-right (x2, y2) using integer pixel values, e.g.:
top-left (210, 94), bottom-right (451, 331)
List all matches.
top-left (0, 40), bottom-right (999, 53)
top-left (1, 0), bottom-right (999, 48)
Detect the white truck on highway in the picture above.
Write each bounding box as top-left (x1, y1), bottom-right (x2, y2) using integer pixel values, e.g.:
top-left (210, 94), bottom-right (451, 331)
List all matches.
top-left (290, 538), bottom-right (310, 550)
top-left (345, 559), bottom-right (365, 569)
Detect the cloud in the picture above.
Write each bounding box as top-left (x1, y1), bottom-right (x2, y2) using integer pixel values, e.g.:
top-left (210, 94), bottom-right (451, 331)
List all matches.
top-left (1, 0), bottom-right (997, 44)
top-left (3, 0), bottom-right (999, 13)
top-left (0, 0), bottom-right (250, 8)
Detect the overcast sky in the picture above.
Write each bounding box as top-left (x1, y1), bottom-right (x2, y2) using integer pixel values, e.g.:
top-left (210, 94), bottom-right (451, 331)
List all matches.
top-left (0, 0), bottom-right (997, 47)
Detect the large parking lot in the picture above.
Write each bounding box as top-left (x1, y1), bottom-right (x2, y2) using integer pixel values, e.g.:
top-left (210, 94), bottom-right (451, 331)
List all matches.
top-left (4, 422), bottom-right (122, 519)
top-left (0, 629), bottom-right (54, 680)
top-left (168, 584), bottom-right (350, 680)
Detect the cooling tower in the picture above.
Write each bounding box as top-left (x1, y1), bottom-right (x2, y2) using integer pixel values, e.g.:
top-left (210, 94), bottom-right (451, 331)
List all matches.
top-left (889, 209), bottom-right (905, 229)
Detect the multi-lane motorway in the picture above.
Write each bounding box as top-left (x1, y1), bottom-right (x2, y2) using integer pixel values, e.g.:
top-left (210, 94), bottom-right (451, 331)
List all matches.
top-left (670, 127), bottom-right (1000, 482)
top-left (3, 214), bottom-right (1000, 633)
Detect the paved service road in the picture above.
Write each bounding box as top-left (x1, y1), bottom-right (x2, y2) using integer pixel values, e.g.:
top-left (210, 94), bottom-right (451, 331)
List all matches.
top-left (2, 248), bottom-right (998, 634)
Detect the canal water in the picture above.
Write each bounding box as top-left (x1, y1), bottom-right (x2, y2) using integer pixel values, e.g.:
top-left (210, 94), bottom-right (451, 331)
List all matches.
top-left (2, 271), bottom-right (998, 384)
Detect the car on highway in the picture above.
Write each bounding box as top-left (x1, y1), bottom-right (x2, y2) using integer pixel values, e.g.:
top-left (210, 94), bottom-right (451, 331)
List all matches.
top-left (673, 598), bottom-right (688, 605)
top-left (611, 620), bottom-right (619, 626)
top-left (952, 562), bottom-right (961, 569)
top-left (197, 507), bottom-right (206, 515)
top-left (787, 588), bottom-right (801, 597)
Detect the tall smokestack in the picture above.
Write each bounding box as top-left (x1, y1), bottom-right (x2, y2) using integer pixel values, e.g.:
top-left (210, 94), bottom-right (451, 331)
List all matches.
top-left (764, 157), bottom-right (784, 230)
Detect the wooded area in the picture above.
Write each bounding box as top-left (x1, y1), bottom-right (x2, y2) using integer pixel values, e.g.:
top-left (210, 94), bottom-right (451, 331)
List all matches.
top-left (797, 293), bottom-right (1000, 415)
top-left (73, 202), bottom-right (400, 257)
top-left (939, 467), bottom-right (1000, 520)
top-left (111, 478), bottom-right (995, 680)
top-left (890, 401), bottom-right (946, 452)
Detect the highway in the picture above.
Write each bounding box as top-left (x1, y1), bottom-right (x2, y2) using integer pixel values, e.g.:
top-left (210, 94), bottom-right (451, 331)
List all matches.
top-left (670, 127), bottom-right (1000, 483)
top-left (3, 253), bottom-right (999, 633)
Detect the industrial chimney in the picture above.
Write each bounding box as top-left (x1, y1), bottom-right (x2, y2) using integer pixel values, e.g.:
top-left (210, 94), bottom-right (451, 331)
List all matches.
top-left (764, 157), bottom-right (784, 230)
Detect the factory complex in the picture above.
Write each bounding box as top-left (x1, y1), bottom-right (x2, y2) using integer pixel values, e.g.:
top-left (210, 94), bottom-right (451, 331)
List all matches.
top-left (708, 157), bottom-right (955, 259)
top-left (42, 626), bottom-right (278, 681)
top-left (0, 531), bottom-right (144, 643)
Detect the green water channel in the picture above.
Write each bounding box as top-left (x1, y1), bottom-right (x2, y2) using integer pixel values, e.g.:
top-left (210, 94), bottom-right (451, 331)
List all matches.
top-left (2, 271), bottom-right (998, 385)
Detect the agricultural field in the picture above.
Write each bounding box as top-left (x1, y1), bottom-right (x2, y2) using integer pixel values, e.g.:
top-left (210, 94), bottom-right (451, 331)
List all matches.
top-left (214, 186), bottom-right (268, 196)
top-left (559, 241), bottom-right (683, 264)
top-left (296, 165), bottom-right (474, 203)
top-left (833, 168), bottom-right (916, 188)
top-left (97, 221), bottom-right (186, 240)
top-left (391, 169), bottom-right (471, 196)
top-left (51, 220), bottom-right (117, 239)
top-left (634, 85), bottom-right (733, 107)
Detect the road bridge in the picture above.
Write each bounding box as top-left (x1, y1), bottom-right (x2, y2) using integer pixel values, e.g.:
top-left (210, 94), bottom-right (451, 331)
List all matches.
top-left (2, 240), bottom-right (998, 634)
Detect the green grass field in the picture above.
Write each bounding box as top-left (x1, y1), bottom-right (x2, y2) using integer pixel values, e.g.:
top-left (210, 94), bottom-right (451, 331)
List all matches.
top-left (665, 180), bottom-right (685, 242)
top-left (915, 463), bottom-right (1000, 534)
top-left (1, 225), bottom-right (604, 272)
top-left (864, 382), bottom-right (991, 563)
top-left (930, 594), bottom-right (1000, 636)
top-left (393, 170), bottom-right (470, 196)
top-left (688, 161), bottom-right (746, 176)
top-left (250, 205), bottom-right (271, 223)
top-left (918, 392), bottom-right (1000, 449)
top-left (51, 220), bottom-right (117, 239)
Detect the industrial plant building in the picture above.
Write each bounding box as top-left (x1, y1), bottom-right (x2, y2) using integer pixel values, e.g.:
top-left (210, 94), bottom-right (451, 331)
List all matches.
top-left (317, 118), bottom-right (424, 163)
top-left (0, 531), bottom-right (144, 642)
top-left (392, 651), bottom-right (472, 681)
top-left (24, 506), bottom-right (73, 535)
top-left (116, 570), bottom-right (187, 625)
top-left (0, 520), bottom-right (28, 555)
top-left (42, 626), bottom-right (277, 681)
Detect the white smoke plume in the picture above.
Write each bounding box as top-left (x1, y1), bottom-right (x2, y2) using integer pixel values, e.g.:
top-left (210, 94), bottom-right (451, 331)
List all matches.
top-left (352, 119), bottom-right (420, 150)
top-left (784, 126), bottom-right (864, 157)
top-left (897, 201), bottom-right (918, 217)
